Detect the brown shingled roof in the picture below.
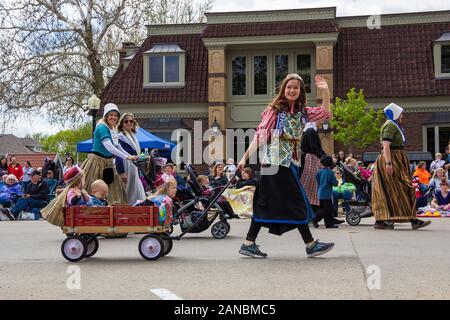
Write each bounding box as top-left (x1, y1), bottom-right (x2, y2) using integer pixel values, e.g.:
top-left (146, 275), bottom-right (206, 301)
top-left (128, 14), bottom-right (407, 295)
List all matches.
top-left (335, 22), bottom-right (450, 98)
top-left (202, 20), bottom-right (339, 38)
top-left (102, 34), bottom-right (208, 105)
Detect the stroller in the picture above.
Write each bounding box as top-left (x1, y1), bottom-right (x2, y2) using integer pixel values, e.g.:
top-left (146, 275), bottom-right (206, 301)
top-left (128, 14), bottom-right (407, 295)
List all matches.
top-left (336, 164), bottom-right (393, 226)
top-left (171, 164), bottom-right (238, 239)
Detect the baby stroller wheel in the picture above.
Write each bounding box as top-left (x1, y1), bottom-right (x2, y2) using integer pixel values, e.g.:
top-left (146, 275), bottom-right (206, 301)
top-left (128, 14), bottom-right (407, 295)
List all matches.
top-left (211, 221), bottom-right (229, 239)
top-left (346, 211), bottom-right (361, 226)
top-left (84, 236), bottom-right (99, 258)
top-left (61, 236), bottom-right (87, 262)
top-left (139, 234), bottom-right (163, 261)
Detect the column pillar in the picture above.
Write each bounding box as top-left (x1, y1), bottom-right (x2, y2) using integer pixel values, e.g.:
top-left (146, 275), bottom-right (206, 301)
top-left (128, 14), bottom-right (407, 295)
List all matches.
top-left (207, 47), bottom-right (227, 163)
top-left (315, 41), bottom-right (335, 155)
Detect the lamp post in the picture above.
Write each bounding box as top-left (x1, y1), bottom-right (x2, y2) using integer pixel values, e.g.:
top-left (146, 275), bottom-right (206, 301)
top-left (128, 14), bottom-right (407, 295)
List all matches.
top-left (88, 94), bottom-right (101, 134)
top-left (211, 117), bottom-right (220, 133)
top-left (322, 120), bottom-right (330, 131)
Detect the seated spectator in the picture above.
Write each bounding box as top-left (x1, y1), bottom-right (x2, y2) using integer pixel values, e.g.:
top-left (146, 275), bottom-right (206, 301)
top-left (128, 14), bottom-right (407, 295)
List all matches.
top-left (44, 170), bottom-right (59, 200)
top-left (22, 161), bottom-right (34, 192)
top-left (236, 167), bottom-right (257, 189)
top-left (0, 174), bottom-right (23, 208)
top-left (431, 178), bottom-right (450, 211)
top-left (345, 157), bottom-right (358, 173)
top-left (42, 157), bottom-right (59, 181)
top-left (224, 158), bottom-right (237, 180)
top-left (412, 176), bottom-right (428, 209)
top-left (0, 174), bottom-right (7, 189)
top-left (63, 156), bottom-right (75, 174)
top-left (0, 156), bottom-right (9, 177)
top-left (332, 168), bottom-right (356, 215)
top-left (429, 168), bottom-right (450, 194)
top-left (209, 163), bottom-right (228, 188)
top-left (1, 170), bottom-right (49, 220)
top-left (430, 153), bottom-right (445, 173)
top-left (7, 156), bottom-right (23, 181)
top-left (413, 161), bottom-right (431, 192)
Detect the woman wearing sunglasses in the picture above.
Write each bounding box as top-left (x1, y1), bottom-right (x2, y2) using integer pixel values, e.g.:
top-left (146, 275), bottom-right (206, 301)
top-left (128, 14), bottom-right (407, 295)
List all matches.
top-left (116, 113), bottom-right (146, 205)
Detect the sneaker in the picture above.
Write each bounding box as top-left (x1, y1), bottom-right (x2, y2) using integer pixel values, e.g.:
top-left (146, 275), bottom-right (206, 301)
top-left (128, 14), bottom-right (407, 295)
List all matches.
top-left (239, 243), bottom-right (268, 259)
top-left (0, 212), bottom-right (9, 221)
top-left (306, 240), bottom-right (335, 258)
top-left (1, 208), bottom-right (15, 221)
top-left (18, 212), bottom-right (35, 220)
top-left (411, 220), bottom-right (431, 230)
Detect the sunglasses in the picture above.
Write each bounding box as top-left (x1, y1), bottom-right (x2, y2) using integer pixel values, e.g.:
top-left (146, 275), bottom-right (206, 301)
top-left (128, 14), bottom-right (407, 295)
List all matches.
top-left (124, 120), bottom-right (135, 124)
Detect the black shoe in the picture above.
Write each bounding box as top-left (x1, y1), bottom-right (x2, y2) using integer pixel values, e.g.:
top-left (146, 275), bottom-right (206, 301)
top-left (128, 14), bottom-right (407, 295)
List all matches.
top-left (411, 219), bottom-right (431, 230)
top-left (374, 221), bottom-right (394, 230)
top-left (312, 219), bottom-right (319, 229)
top-left (325, 224), bottom-right (339, 229)
top-left (332, 218), bottom-right (345, 225)
top-left (1, 208), bottom-right (15, 221)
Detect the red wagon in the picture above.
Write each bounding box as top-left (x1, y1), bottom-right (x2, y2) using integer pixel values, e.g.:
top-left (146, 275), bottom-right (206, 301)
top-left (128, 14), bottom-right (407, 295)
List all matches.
top-left (61, 205), bottom-right (172, 262)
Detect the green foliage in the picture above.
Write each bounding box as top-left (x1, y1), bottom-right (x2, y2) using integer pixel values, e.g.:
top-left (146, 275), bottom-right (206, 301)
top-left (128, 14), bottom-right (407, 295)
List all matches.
top-left (330, 88), bottom-right (384, 154)
top-left (38, 122), bottom-right (92, 162)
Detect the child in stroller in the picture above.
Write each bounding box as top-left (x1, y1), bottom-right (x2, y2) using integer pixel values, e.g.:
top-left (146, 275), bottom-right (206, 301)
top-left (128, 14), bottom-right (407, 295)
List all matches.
top-left (171, 164), bottom-right (238, 239)
top-left (337, 163), bottom-right (392, 226)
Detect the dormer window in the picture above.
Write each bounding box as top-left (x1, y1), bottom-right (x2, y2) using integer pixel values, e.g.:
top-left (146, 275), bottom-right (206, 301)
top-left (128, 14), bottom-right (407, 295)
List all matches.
top-left (434, 32), bottom-right (450, 79)
top-left (143, 44), bottom-right (186, 88)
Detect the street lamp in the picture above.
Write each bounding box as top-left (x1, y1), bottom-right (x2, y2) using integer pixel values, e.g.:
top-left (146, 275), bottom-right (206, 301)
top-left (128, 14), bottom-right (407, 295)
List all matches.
top-left (88, 94), bottom-right (101, 133)
top-left (211, 117), bottom-right (220, 133)
top-left (322, 120), bottom-right (330, 131)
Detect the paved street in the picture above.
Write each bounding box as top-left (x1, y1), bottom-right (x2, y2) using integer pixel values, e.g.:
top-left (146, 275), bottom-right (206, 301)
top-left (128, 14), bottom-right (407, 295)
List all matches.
top-left (1, 218), bottom-right (449, 300)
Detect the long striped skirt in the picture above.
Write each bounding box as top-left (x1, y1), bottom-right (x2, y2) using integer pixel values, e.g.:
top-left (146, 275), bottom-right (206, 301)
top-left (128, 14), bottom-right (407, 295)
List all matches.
top-left (371, 149), bottom-right (416, 222)
top-left (81, 153), bottom-right (127, 205)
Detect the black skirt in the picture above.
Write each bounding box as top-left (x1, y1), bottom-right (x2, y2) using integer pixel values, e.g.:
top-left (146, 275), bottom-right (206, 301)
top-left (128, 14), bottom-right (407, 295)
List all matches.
top-left (253, 164), bottom-right (313, 236)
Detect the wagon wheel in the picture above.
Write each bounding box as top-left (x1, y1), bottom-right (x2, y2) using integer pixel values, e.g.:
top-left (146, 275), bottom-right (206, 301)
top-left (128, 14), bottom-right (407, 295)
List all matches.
top-left (61, 236), bottom-right (87, 262)
top-left (346, 211), bottom-right (361, 226)
top-left (162, 238), bottom-right (173, 257)
top-left (211, 221), bottom-right (229, 239)
top-left (84, 236), bottom-right (99, 258)
top-left (138, 235), bottom-right (164, 261)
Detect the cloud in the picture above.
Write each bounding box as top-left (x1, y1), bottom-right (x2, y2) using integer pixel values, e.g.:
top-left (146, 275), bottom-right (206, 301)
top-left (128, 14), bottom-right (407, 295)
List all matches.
top-left (3, 115), bottom-right (65, 138)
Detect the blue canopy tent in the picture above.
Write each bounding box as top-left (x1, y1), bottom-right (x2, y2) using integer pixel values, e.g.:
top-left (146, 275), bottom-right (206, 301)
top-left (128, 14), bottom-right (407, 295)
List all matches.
top-left (77, 127), bottom-right (175, 158)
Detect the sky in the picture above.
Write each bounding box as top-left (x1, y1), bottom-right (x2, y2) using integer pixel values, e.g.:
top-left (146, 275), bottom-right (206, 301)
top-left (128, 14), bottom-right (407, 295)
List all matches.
top-left (5, 0), bottom-right (450, 137)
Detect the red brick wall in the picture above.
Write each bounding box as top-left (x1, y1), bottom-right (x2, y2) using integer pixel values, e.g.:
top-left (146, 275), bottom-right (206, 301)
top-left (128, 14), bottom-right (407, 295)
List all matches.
top-left (333, 112), bottom-right (434, 159)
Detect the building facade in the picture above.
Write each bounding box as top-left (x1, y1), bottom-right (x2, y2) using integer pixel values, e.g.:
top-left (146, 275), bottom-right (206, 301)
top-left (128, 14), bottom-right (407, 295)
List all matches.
top-left (102, 7), bottom-right (450, 165)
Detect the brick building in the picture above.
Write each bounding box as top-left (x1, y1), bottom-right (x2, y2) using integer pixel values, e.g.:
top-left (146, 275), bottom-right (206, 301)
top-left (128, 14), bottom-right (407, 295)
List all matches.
top-left (101, 7), bottom-right (450, 165)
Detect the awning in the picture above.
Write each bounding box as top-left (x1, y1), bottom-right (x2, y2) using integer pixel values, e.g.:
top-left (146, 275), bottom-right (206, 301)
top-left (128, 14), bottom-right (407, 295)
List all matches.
top-left (144, 43), bottom-right (184, 54)
top-left (77, 127), bottom-right (175, 154)
top-left (362, 151), bottom-right (433, 162)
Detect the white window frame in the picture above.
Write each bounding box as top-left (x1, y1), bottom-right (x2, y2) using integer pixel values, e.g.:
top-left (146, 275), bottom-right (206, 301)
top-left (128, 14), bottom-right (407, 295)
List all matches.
top-left (434, 41), bottom-right (450, 79)
top-left (422, 124), bottom-right (450, 154)
top-left (143, 53), bottom-right (185, 88)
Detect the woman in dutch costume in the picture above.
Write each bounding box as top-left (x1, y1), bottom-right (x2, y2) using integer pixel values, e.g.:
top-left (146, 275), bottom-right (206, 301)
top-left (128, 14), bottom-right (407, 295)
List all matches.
top-left (116, 113), bottom-right (146, 205)
top-left (371, 103), bottom-right (431, 230)
top-left (41, 103), bottom-right (137, 227)
top-left (237, 74), bottom-right (335, 258)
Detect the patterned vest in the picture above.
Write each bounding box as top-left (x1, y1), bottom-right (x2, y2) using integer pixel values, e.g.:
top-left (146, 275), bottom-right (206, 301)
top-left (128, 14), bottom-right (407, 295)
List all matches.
top-left (262, 111), bottom-right (304, 167)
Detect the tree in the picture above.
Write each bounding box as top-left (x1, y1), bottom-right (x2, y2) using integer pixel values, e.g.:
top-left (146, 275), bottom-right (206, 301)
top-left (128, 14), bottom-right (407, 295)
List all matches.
top-left (330, 88), bottom-right (384, 154)
top-left (36, 122), bottom-right (92, 162)
top-left (0, 0), bottom-right (213, 125)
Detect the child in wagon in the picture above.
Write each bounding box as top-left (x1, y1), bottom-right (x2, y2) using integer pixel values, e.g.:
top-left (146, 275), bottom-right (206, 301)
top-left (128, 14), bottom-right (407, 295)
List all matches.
top-left (134, 176), bottom-right (177, 224)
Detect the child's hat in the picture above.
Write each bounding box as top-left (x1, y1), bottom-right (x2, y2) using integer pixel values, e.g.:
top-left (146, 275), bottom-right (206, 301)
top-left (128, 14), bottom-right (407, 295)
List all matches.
top-left (63, 165), bottom-right (83, 184)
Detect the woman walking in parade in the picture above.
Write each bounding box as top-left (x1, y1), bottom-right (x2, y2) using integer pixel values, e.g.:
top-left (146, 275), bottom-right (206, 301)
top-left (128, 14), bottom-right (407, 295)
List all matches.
top-left (237, 74), bottom-right (335, 259)
top-left (116, 113), bottom-right (146, 205)
top-left (371, 103), bottom-right (431, 230)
